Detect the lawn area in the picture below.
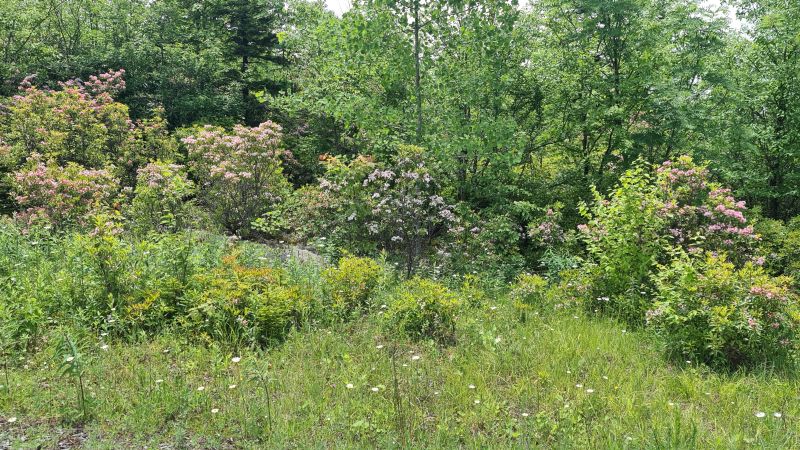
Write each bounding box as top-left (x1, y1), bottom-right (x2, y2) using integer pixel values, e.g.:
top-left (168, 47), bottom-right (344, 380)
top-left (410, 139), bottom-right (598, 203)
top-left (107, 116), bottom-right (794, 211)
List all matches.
top-left (2, 308), bottom-right (797, 448)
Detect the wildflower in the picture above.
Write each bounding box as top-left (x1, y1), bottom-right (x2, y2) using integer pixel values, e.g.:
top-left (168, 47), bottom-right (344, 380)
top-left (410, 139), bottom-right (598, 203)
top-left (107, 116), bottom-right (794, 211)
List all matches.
top-left (231, 356), bottom-right (241, 363)
top-left (65, 356), bottom-right (74, 362)
top-left (468, 384), bottom-right (476, 389)
top-left (228, 384), bottom-right (237, 389)
top-left (434, 391), bottom-right (440, 395)
top-left (376, 345), bottom-right (384, 349)
top-left (474, 399), bottom-right (481, 404)
top-left (755, 412), bottom-right (766, 418)
top-left (521, 412), bottom-right (529, 418)
top-left (197, 386), bottom-right (205, 391)
top-left (774, 412), bottom-right (782, 418)
top-left (346, 383), bottom-right (354, 389)
top-left (371, 387), bottom-right (379, 392)
top-left (100, 344), bottom-right (109, 351)
top-left (575, 384), bottom-right (583, 388)
top-left (411, 355), bottom-right (421, 361)
top-left (7, 417), bottom-right (17, 423)
top-left (602, 375), bottom-right (609, 380)
top-left (211, 408), bottom-right (219, 414)
top-left (494, 336), bottom-right (502, 344)
top-left (585, 388), bottom-right (595, 393)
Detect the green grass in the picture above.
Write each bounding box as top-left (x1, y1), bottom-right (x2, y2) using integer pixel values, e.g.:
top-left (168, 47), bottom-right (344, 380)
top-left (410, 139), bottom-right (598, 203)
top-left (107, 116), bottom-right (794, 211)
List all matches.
top-left (2, 304), bottom-right (798, 449)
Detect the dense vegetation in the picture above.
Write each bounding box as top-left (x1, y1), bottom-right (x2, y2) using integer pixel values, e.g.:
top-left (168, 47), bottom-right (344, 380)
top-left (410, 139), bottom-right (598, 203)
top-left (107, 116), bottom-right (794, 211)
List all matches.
top-left (1, 0), bottom-right (800, 447)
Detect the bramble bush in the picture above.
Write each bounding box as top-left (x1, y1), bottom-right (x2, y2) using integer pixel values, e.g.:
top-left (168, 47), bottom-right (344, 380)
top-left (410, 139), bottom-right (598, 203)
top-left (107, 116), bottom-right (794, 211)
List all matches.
top-left (11, 154), bottom-right (121, 230)
top-left (184, 121), bottom-right (293, 237)
top-left (128, 161), bottom-right (196, 233)
top-left (649, 251), bottom-right (799, 369)
top-left (577, 163), bottom-right (665, 322)
top-left (385, 277), bottom-right (461, 343)
top-left (321, 255), bottom-right (386, 317)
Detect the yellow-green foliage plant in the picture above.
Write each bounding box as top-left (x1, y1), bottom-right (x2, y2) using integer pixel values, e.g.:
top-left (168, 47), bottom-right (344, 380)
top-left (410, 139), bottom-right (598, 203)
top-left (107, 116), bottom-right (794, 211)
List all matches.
top-left (182, 251), bottom-right (309, 347)
top-left (321, 255), bottom-right (385, 317)
top-left (385, 277), bottom-right (461, 343)
top-left (650, 251), bottom-right (800, 369)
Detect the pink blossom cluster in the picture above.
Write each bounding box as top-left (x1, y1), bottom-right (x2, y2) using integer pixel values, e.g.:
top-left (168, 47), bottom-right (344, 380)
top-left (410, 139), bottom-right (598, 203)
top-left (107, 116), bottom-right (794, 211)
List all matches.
top-left (183, 121), bottom-right (290, 234)
top-left (11, 154), bottom-right (120, 229)
top-left (656, 156), bottom-right (758, 261)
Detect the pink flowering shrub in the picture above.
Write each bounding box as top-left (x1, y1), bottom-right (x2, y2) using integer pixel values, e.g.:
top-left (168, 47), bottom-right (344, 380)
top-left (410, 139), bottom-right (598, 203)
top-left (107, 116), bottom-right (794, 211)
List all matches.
top-left (650, 252), bottom-right (799, 368)
top-left (306, 148), bottom-right (454, 273)
top-left (183, 121), bottom-right (292, 237)
top-left (657, 156), bottom-right (759, 265)
top-left (1, 71), bottom-right (131, 169)
top-left (128, 161), bottom-right (196, 233)
top-left (11, 154), bottom-right (121, 230)
top-left (362, 146), bottom-right (455, 276)
top-left (578, 156), bottom-right (764, 323)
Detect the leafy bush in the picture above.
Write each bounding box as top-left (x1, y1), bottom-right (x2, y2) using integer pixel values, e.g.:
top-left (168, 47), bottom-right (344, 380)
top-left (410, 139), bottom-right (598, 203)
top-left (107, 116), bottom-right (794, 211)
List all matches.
top-left (649, 252), bottom-right (799, 369)
top-left (756, 217), bottom-right (800, 280)
top-left (1, 72), bottom-right (131, 170)
top-left (128, 161), bottom-right (196, 233)
top-left (438, 210), bottom-right (525, 281)
top-left (578, 163), bottom-right (665, 322)
top-left (321, 255), bottom-right (385, 316)
top-left (11, 154), bottom-right (121, 230)
top-left (578, 156), bottom-right (762, 324)
top-left (385, 278), bottom-right (461, 343)
top-left (184, 121), bottom-right (293, 237)
top-left (510, 273), bottom-right (549, 320)
top-left (182, 251), bottom-right (309, 346)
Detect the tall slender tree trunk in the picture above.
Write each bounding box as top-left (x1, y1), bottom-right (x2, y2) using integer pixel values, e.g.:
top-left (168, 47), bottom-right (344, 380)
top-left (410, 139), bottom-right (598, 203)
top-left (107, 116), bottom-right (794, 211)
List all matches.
top-left (242, 53), bottom-right (252, 125)
top-left (413, 1), bottom-right (422, 144)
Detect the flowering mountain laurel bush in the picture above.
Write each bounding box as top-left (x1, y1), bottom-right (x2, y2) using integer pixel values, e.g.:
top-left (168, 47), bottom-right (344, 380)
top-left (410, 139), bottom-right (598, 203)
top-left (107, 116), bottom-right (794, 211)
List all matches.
top-left (183, 121), bottom-right (292, 237)
top-left (362, 145), bottom-right (455, 276)
top-left (11, 154), bottom-right (121, 230)
top-left (385, 277), bottom-right (461, 343)
top-left (650, 252), bottom-right (799, 368)
top-left (128, 161), bottom-right (196, 233)
top-left (578, 156), bottom-right (763, 324)
top-left (1, 71), bottom-right (131, 170)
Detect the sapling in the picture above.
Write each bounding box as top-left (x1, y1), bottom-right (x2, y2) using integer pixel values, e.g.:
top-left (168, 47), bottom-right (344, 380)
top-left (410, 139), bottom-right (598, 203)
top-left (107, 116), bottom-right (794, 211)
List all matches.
top-left (57, 331), bottom-right (92, 422)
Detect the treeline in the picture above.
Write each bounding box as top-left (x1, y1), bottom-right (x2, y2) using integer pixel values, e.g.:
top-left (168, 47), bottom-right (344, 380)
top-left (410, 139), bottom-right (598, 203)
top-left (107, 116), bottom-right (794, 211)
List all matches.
top-left (2, 0), bottom-right (798, 221)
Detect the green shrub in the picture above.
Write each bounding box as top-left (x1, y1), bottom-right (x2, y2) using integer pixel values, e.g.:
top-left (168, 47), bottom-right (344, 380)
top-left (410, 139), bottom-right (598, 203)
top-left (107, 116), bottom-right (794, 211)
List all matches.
top-left (510, 273), bottom-right (549, 320)
top-left (127, 161), bottom-right (196, 233)
top-left (649, 252), bottom-right (800, 369)
top-left (321, 255), bottom-right (385, 316)
top-left (385, 278), bottom-right (461, 343)
top-left (578, 163), bottom-right (665, 322)
top-left (182, 251), bottom-right (309, 346)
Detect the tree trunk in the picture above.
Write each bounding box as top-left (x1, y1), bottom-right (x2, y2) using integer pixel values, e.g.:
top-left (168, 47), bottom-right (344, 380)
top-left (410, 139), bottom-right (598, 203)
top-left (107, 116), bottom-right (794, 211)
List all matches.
top-left (413, 1), bottom-right (423, 144)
